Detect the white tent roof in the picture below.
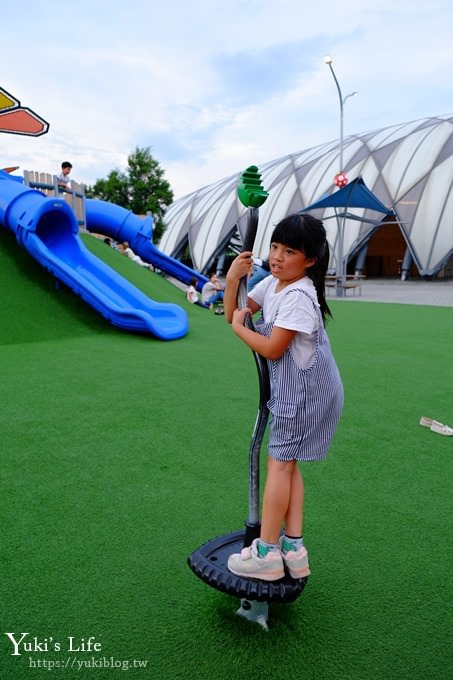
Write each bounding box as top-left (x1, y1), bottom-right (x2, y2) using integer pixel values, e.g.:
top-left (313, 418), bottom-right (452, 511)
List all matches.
top-left (160, 114), bottom-right (453, 276)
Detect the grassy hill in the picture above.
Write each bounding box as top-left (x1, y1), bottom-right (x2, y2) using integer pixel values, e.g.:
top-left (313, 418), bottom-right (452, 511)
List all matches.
top-left (0, 227), bottom-right (451, 679)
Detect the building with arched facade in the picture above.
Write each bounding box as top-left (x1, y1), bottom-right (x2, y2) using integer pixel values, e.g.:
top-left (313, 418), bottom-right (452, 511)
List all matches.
top-left (160, 114), bottom-right (453, 279)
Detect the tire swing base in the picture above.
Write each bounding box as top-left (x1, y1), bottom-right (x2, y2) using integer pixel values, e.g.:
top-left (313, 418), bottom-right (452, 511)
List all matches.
top-left (187, 528), bottom-right (308, 630)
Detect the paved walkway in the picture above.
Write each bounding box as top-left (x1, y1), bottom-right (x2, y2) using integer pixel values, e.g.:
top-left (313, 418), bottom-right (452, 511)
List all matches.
top-left (331, 279), bottom-right (453, 307)
top-left (170, 275), bottom-right (453, 307)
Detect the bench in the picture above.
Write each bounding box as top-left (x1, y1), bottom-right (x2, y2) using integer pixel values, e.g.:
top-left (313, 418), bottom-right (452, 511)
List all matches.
top-left (325, 275), bottom-right (363, 297)
top-left (23, 170), bottom-right (86, 230)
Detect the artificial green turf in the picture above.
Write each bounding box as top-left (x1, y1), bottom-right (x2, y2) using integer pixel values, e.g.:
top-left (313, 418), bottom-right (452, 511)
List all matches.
top-left (0, 228), bottom-right (451, 679)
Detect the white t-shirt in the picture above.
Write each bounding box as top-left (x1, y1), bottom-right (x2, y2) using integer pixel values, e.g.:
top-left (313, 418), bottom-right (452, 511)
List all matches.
top-left (125, 247), bottom-right (145, 265)
top-left (248, 275), bottom-right (319, 369)
top-left (57, 173), bottom-right (71, 189)
top-left (186, 285), bottom-right (199, 304)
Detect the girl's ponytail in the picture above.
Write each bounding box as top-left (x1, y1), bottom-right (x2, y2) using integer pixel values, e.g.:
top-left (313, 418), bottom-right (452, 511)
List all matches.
top-left (306, 238), bottom-right (332, 325)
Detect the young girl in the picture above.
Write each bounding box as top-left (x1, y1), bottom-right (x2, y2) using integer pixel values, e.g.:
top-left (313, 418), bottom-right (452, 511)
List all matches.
top-left (224, 213), bottom-right (344, 581)
top-left (186, 277), bottom-right (209, 307)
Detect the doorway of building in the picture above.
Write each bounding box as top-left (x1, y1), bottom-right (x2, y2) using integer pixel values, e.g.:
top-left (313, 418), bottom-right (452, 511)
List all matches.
top-left (360, 220), bottom-right (416, 278)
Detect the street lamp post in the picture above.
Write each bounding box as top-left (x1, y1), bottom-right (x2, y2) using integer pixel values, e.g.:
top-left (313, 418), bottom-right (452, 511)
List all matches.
top-left (323, 55), bottom-right (357, 297)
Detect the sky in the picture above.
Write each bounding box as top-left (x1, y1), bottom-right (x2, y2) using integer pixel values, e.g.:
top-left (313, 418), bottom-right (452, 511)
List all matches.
top-left (1, 0), bottom-right (452, 200)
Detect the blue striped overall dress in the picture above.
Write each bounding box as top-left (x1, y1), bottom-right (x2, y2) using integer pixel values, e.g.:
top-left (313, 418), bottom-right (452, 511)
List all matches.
top-left (255, 288), bottom-right (344, 462)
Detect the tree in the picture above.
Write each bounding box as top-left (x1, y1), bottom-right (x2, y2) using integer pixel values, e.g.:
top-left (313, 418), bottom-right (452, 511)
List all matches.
top-left (85, 147), bottom-right (174, 242)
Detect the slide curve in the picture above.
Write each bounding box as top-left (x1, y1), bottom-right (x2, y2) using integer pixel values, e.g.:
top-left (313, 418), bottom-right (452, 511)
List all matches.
top-left (0, 170), bottom-right (188, 340)
top-left (85, 199), bottom-right (208, 291)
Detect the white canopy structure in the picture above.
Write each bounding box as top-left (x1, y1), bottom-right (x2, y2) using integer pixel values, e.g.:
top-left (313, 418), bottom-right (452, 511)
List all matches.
top-left (160, 114), bottom-right (453, 278)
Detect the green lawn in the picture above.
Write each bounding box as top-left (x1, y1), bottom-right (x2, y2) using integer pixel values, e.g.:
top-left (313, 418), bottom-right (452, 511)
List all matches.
top-left (0, 229), bottom-right (451, 679)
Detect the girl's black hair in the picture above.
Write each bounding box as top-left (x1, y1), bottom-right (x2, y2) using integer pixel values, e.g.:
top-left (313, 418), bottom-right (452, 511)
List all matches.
top-left (270, 213), bottom-right (332, 324)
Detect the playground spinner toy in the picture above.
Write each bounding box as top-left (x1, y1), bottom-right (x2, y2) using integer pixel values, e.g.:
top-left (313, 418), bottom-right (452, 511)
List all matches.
top-left (188, 166), bottom-right (308, 630)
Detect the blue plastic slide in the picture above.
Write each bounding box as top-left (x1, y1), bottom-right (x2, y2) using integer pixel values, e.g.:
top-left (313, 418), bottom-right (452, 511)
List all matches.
top-left (0, 170), bottom-right (188, 340)
top-left (85, 199), bottom-right (209, 291)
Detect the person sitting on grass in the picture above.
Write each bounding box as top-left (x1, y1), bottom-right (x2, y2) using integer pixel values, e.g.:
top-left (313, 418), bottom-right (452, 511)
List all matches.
top-left (248, 257), bottom-right (270, 291)
top-left (186, 277), bottom-right (210, 308)
top-left (201, 272), bottom-right (224, 309)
